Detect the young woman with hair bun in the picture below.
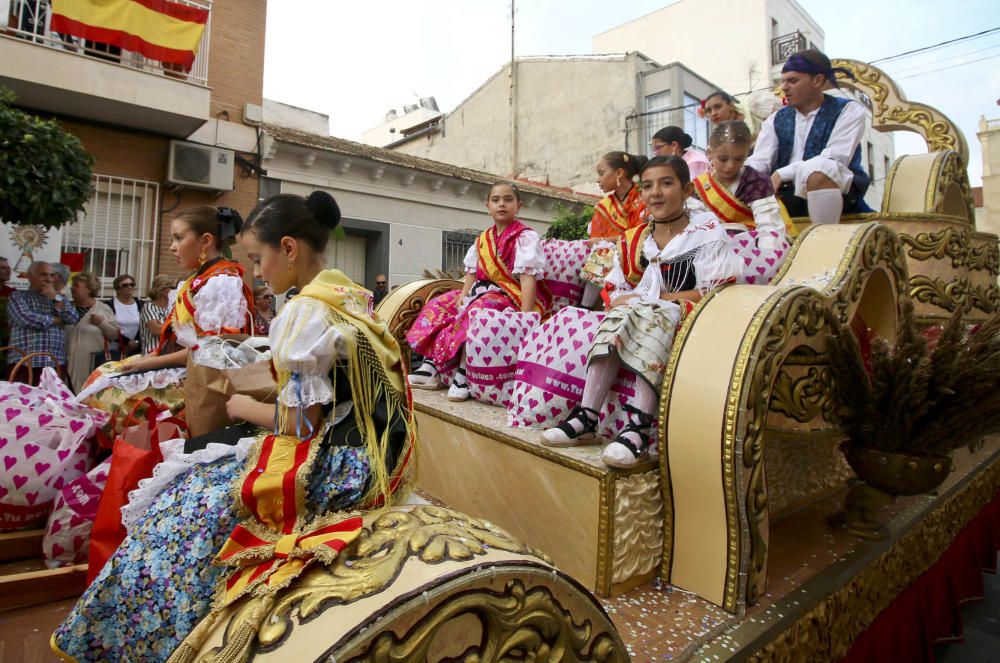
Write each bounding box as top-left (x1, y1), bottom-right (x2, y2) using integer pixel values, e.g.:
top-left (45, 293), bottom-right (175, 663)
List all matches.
top-left (53, 190), bottom-right (416, 662)
top-left (580, 151), bottom-right (648, 308)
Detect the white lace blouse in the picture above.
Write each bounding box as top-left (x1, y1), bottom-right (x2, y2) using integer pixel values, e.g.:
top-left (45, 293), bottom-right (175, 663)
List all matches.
top-left (462, 227), bottom-right (547, 277)
top-left (269, 295), bottom-right (347, 409)
top-left (172, 275), bottom-right (250, 350)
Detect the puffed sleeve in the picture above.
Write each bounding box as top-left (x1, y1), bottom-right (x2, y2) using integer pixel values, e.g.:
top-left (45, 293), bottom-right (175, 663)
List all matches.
top-left (269, 296), bottom-right (345, 408)
top-left (513, 229), bottom-right (546, 277)
top-left (192, 274), bottom-right (250, 334)
top-left (463, 243), bottom-right (478, 275)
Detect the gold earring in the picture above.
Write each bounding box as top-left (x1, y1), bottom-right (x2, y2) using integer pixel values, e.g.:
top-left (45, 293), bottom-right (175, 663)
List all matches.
top-left (616, 174), bottom-right (622, 187)
top-left (198, 251), bottom-right (207, 265)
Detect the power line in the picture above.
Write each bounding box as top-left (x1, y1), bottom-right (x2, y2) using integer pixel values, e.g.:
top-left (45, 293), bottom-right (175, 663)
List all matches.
top-left (869, 26), bottom-right (1000, 64)
top-left (883, 42), bottom-right (1000, 76)
top-left (896, 53), bottom-right (1000, 81)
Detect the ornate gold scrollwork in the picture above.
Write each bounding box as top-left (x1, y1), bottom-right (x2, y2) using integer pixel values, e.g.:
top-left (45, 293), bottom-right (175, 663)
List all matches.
top-left (967, 241), bottom-right (1000, 275)
top-left (204, 506), bottom-right (550, 660)
top-left (969, 284), bottom-right (1000, 315)
top-left (832, 60), bottom-right (968, 163)
top-left (898, 227), bottom-right (968, 267)
top-left (739, 293), bottom-right (829, 607)
top-left (768, 365), bottom-right (837, 425)
top-left (909, 275), bottom-right (970, 312)
top-left (345, 579), bottom-right (626, 663)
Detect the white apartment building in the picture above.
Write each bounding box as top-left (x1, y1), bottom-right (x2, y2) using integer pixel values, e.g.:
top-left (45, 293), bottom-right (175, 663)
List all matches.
top-left (593, 0), bottom-right (893, 209)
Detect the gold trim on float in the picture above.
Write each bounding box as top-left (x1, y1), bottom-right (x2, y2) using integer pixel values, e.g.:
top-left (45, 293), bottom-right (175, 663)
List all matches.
top-left (662, 222), bottom-right (912, 613)
top-left (705, 449), bottom-right (1000, 663)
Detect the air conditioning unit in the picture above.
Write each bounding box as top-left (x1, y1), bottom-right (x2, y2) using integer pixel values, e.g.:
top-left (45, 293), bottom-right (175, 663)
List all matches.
top-left (167, 140), bottom-right (235, 191)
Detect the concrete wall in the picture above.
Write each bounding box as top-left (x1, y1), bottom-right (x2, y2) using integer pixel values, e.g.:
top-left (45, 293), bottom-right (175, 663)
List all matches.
top-left (362, 107), bottom-right (442, 148)
top-left (394, 56), bottom-right (648, 191)
top-left (978, 117), bottom-right (1000, 236)
top-left (594, 0), bottom-right (823, 91)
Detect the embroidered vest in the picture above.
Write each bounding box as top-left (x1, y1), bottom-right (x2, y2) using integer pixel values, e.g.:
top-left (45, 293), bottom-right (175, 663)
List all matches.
top-left (773, 95), bottom-right (870, 196)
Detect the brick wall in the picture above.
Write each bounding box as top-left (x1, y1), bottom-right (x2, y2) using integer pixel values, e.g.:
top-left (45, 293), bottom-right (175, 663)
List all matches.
top-left (54, 0), bottom-right (267, 289)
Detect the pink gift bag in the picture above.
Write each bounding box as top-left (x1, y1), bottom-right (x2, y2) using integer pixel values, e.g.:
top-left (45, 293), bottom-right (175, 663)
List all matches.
top-left (540, 239), bottom-right (590, 310)
top-left (465, 309), bottom-right (540, 407)
top-left (507, 307), bottom-right (604, 428)
top-left (0, 369), bottom-right (106, 531)
top-left (42, 458), bottom-right (111, 567)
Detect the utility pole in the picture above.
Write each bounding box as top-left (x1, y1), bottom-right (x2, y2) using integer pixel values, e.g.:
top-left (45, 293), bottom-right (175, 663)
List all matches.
top-left (509, 0), bottom-right (517, 178)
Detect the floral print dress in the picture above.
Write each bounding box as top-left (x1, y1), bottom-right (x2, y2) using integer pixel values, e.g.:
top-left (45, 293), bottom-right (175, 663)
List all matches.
top-left (53, 296), bottom-right (371, 662)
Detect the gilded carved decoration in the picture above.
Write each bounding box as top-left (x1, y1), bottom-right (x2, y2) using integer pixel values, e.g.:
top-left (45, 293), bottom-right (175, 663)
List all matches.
top-left (967, 240), bottom-right (1000, 275)
top-left (898, 227), bottom-right (968, 267)
top-left (831, 60), bottom-right (968, 163)
top-left (197, 506), bottom-right (550, 661)
top-left (969, 285), bottom-right (1000, 315)
top-left (768, 365), bottom-right (837, 425)
top-left (748, 458), bottom-right (1000, 662)
top-left (611, 471), bottom-right (664, 584)
top-left (909, 275), bottom-right (969, 313)
top-left (381, 280), bottom-right (462, 344)
top-left (343, 579), bottom-right (627, 663)
top-left (659, 223), bottom-right (910, 613)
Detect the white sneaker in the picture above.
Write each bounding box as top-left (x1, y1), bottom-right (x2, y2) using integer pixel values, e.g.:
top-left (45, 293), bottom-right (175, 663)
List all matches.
top-left (447, 382), bottom-right (470, 402)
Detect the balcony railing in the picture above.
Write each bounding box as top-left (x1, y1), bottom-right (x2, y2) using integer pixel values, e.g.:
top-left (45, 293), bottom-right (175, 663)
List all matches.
top-left (771, 31), bottom-right (807, 67)
top-left (1, 0), bottom-right (211, 86)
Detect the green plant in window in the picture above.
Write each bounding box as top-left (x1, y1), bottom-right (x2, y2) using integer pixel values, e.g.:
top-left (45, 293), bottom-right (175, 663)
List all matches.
top-left (0, 86), bottom-right (94, 229)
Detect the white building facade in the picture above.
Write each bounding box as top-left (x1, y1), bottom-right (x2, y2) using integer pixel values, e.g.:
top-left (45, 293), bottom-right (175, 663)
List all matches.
top-left (592, 0), bottom-right (893, 209)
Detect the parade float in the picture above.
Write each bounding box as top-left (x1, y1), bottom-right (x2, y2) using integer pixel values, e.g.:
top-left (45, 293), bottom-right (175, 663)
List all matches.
top-left (2, 60), bottom-right (998, 662)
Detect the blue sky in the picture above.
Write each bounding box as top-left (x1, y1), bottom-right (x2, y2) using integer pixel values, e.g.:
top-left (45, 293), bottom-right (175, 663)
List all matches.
top-left (264, 0), bottom-right (1000, 185)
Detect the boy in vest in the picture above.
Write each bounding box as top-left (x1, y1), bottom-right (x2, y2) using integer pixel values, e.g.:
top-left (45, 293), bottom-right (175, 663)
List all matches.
top-left (747, 49), bottom-right (872, 224)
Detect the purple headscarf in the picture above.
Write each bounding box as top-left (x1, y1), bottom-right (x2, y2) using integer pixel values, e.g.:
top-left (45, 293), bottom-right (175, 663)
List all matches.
top-left (781, 53), bottom-right (855, 88)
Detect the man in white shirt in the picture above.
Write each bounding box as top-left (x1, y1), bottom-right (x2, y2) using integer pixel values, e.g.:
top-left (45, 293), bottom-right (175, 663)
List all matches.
top-left (747, 49), bottom-right (872, 225)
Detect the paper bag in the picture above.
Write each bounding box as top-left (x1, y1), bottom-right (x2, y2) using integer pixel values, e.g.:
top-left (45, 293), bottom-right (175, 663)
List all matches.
top-left (224, 360), bottom-right (278, 404)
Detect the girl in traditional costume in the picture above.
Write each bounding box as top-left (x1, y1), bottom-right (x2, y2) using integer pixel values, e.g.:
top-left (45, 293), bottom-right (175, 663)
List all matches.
top-left (407, 182), bottom-right (550, 402)
top-left (693, 121), bottom-right (796, 284)
top-left (52, 191), bottom-right (415, 662)
top-left (580, 151), bottom-right (647, 308)
top-left (651, 126), bottom-right (711, 180)
top-left (542, 156), bottom-right (741, 469)
top-left (76, 207), bottom-right (254, 437)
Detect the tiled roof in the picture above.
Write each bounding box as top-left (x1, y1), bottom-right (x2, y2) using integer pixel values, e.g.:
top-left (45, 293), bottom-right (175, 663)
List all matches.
top-left (265, 124), bottom-right (598, 204)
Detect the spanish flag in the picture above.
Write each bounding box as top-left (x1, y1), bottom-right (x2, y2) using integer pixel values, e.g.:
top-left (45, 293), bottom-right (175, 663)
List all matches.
top-left (51, 0), bottom-right (209, 69)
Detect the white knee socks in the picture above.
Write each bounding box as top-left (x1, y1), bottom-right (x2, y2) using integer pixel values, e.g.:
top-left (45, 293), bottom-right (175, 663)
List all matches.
top-left (581, 354), bottom-right (621, 410)
top-left (806, 189), bottom-right (844, 225)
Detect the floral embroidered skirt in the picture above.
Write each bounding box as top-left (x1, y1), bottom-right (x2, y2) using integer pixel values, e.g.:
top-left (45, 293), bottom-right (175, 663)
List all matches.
top-left (52, 434), bottom-right (370, 662)
top-left (76, 361), bottom-right (187, 446)
top-left (405, 289), bottom-right (515, 369)
top-left (588, 301), bottom-right (684, 390)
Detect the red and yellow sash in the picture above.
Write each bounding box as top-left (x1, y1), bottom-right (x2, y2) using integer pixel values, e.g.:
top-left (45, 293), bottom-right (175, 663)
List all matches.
top-left (157, 258), bottom-right (255, 353)
top-left (477, 222), bottom-right (552, 316)
top-left (618, 224), bottom-right (651, 287)
top-left (694, 173), bottom-right (754, 226)
top-left (590, 186), bottom-right (646, 239)
top-left (694, 173), bottom-right (799, 237)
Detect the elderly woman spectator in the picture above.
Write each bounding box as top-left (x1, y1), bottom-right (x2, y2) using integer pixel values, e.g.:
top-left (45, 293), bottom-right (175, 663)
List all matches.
top-left (105, 273), bottom-right (143, 358)
top-left (139, 274), bottom-right (174, 354)
top-left (66, 272), bottom-right (120, 391)
top-left (252, 284), bottom-right (275, 335)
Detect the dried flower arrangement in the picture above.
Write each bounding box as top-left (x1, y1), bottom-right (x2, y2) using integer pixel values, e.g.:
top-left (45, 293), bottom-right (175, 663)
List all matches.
top-left (825, 299), bottom-right (1000, 457)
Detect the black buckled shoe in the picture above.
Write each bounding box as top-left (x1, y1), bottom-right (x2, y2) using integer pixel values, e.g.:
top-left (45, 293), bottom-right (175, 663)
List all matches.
top-left (601, 404), bottom-right (655, 468)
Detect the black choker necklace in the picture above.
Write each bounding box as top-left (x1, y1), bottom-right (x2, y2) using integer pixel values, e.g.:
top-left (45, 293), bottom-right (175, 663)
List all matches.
top-left (652, 210), bottom-right (688, 225)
